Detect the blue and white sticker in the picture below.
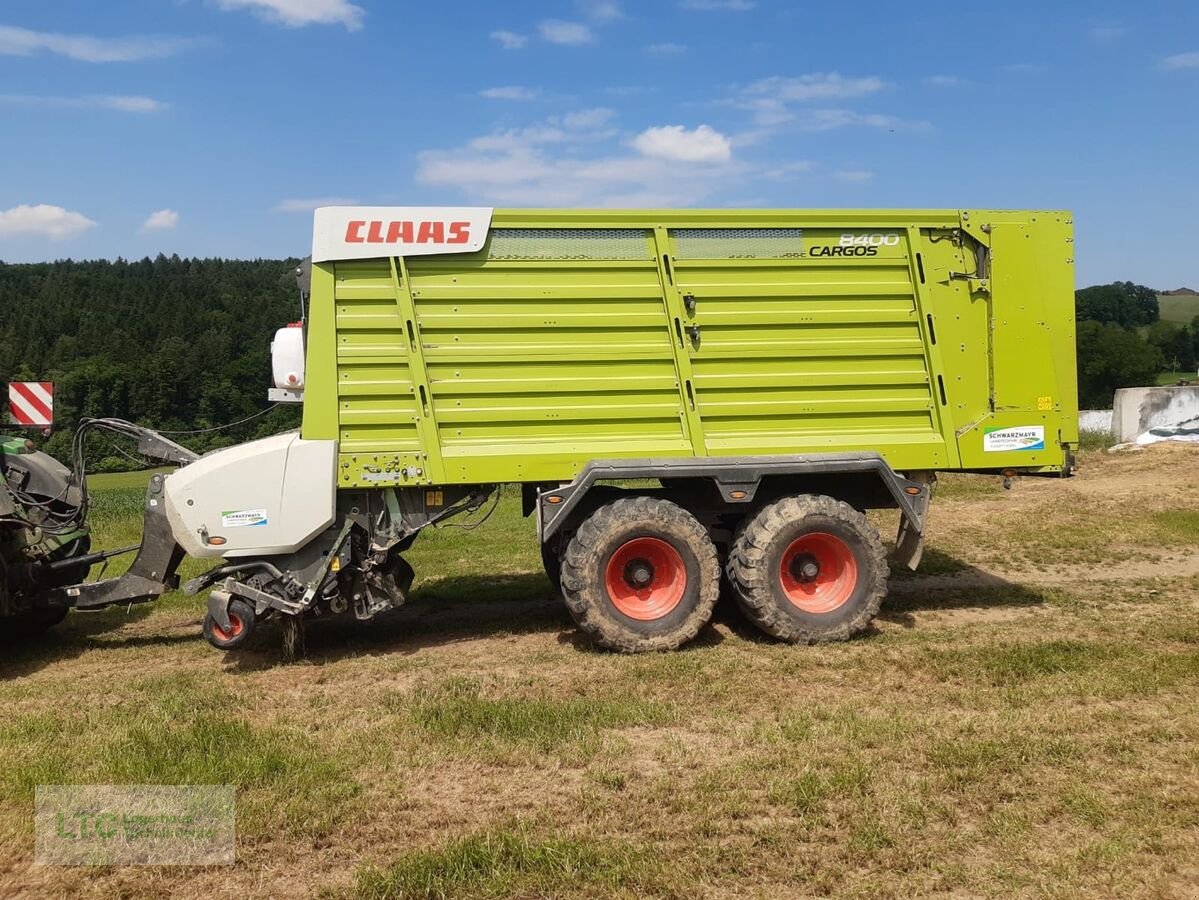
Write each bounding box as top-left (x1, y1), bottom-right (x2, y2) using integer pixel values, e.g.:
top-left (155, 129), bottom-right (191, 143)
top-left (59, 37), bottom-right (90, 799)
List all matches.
top-left (221, 508), bottom-right (268, 528)
top-left (983, 426), bottom-right (1045, 452)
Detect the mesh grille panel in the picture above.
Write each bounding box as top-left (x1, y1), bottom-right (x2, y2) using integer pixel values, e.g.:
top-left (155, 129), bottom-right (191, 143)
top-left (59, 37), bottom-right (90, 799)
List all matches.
top-left (488, 228), bottom-right (652, 260)
top-left (672, 227), bottom-right (805, 259)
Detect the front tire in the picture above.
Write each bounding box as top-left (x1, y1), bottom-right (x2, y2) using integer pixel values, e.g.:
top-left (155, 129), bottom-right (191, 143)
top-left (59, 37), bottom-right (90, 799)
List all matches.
top-left (727, 494), bottom-right (886, 643)
top-left (202, 597), bottom-right (257, 650)
top-left (560, 496), bottom-right (719, 652)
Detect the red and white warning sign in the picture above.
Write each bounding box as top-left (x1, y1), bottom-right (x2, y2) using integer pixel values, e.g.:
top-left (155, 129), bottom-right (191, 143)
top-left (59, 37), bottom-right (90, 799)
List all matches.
top-left (8, 381), bottom-right (54, 427)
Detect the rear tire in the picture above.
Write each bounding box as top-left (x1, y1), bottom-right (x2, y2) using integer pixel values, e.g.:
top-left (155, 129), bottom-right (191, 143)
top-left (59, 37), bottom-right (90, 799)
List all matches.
top-left (202, 597), bottom-right (257, 650)
top-left (727, 494), bottom-right (886, 643)
top-left (560, 496), bottom-right (719, 652)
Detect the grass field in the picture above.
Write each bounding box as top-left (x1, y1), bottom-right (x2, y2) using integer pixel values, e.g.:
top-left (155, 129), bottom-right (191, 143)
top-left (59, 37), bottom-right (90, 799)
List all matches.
top-left (1157, 294), bottom-right (1199, 326)
top-left (3, 446), bottom-right (1198, 898)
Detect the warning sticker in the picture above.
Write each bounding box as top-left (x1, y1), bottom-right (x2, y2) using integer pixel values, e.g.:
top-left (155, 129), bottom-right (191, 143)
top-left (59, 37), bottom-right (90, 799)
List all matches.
top-left (221, 509), bottom-right (268, 528)
top-left (983, 426), bottom-right (1045, 452)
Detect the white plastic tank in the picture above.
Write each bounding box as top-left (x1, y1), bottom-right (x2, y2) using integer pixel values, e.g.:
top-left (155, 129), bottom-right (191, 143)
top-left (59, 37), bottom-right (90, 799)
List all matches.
top-left (269, 324), bottom-right (305, 402)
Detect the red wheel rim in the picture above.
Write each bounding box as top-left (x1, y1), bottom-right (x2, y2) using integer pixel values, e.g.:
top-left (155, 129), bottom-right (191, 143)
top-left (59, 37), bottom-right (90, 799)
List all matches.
top-left (604, 537), bottom-right (687, 621)
top-left (779, 532), bottom-right (858, 614)
top-left (213, 613), bottom-right (244, 642)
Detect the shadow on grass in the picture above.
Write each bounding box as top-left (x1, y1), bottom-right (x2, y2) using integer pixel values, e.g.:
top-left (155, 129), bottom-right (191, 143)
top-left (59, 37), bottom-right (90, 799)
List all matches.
top-left (224, 571), bottom-right (574, 671)
top-left (224, 570), bottom-right (742, 671)
top-left (0, 602), bottom-right (163, 679)
top-left (880, 551), bottom-right (1048, 627)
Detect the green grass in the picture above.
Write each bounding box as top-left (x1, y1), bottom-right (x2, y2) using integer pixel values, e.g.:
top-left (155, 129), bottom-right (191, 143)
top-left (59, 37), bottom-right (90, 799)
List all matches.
top-left (349, 827), bottom-right (663, 900)
top-left (393, 677), bottom-right (670, 755)
top-left (1156, 294), bottom-right (1199, 325)
top-left (86, 467), bottom-right (168, 492)
top-left (1151, 509), bottom-right (1199, 541)
top-left (0, 674), bottom-right (359, 839)
top-left (1155, 370), bottom-right (1195, 385)
top-left (1078, 429), bottom-right (1116, 450)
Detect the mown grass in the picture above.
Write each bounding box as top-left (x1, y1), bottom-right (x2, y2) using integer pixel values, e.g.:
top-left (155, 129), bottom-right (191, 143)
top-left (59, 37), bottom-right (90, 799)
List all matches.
top-left (0, 673), bottom-right (359, 842)
top-left (348, 826), bottom-right (663, 900)
top-left (392, 677), bottom-right (671, 757)
top-left (5, 447), bottom-right (1199, 898)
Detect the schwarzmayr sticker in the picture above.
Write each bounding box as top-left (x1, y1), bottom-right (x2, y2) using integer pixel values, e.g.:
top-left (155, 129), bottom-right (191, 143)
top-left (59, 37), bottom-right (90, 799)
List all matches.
top-left (221, 509), bottom-right (268, 528)
top-left (983, 426), bottom-right (1045, 452)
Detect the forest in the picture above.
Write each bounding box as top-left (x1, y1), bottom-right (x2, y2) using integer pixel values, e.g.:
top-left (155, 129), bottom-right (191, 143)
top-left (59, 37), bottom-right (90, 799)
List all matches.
top-left (0, 257), bottom-right (1193, 467)
top-left (0, 255), bottom-right (302, 468)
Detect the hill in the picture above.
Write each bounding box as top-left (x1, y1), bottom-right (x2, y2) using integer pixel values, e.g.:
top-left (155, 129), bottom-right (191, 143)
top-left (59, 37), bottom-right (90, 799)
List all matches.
top-left (1158, 293), bottom-right (1199, 325)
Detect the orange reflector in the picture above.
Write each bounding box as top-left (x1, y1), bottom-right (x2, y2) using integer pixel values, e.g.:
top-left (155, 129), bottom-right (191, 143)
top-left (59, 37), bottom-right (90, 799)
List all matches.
top-left (546, 496), bottom-right (564, 504)
top-left (729, 490), bottom-right (747, 499)
top-left (904, 486), bottom-right (922, 496)
top-left (1002, 469), bottom-right (1017, 478)
top-left (208, 536), bottom-right (227, 546)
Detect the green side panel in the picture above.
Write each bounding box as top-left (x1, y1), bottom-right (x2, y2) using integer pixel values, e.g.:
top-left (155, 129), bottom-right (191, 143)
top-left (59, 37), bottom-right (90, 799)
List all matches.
top-left (407, 234), bottom-right (694, 483)
top-left (671, 227), bottom-right (950, 470)
top-left (953, 211), bottom-right (1078, 469)
top-left (300, 209), bottom-right (1078, 487)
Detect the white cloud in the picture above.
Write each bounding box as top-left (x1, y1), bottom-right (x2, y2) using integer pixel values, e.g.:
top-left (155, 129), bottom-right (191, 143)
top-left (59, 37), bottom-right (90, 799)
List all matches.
top-left (215, 0), bottom-right (364, 30)
top-left (734, 74), bottom-right (889, 128)
top-left (0, 94), bottom-right (169, 113)
top-left (416, 111), bottom-right (739, 207)
top-left (792, 109), bottom-right (926, 132)
top-left (0, 204), bottom-right (96, 240)
top-left (833, 169), bottom-right (875, 183)
top-left (583, 1), bottom-right (623, 22)
top-left (1088, 25), bottom-right (1127, 43)
top-left (1001, 63), bottom-right (1046, 74)
top-left (97, 95), bottom-right (170, 113)
top-left (538, 20), bottom-right (593, 45)
top-left (1161, 51), bottom-right (1199, 70)
top-left (679, 0), bottom-right (754, 9)
top-left (490, 29), bottom-right (527, 49)
top-left (647, 42), bottom-right (687, 55)
top-left (480, 86), bottom-right (541, 101)
top-left (922, 75), bottom-right (962, 88)
top-left (745, 73), bottom-right (885, 103)
top-left (274, 197), bottom-right (361, 212)
top-left (0, 24), bottom-right (191, 62)
top-left (631, 124), bottom-right (732, 163)
top-left (141, 209), bottom-right (179, 232)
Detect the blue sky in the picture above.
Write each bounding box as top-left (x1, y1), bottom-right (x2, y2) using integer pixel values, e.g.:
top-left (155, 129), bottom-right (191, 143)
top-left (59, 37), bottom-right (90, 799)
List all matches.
top-left (0, 0), bottom-right (1196, 288)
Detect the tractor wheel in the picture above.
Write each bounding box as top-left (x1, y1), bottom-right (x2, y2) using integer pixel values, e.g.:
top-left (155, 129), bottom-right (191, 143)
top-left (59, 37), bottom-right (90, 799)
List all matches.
top-left (5, 606), bottom-right (69, 640)
top-left (727, 494), bottom-right (886, 643)
top-left (560, 496), bottom-right (719, 652)
top-left (202, 597), bottom-right (257, 650)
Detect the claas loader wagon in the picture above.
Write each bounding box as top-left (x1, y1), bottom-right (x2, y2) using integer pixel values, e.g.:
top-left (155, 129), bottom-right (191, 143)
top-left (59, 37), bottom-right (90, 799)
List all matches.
top-left (44, 207), bottom-right (1077, 653)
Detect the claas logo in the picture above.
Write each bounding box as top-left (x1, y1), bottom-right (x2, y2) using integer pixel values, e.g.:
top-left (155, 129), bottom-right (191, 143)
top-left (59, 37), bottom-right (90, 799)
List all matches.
top-left (344, 220), bottom-right (472, 245)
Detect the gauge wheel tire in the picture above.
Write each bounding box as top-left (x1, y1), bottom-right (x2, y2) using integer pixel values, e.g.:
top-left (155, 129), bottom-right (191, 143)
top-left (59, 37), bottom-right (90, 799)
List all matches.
top-left (560, 496), bottom-right (720, 653)
top-left (727, 494), bottom-right (887, 644)
top-left (202, 597), bottom-right (257, 650)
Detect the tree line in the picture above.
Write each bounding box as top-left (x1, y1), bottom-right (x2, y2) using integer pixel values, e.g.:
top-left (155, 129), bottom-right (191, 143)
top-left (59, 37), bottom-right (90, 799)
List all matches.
top-left (1075, 282), bottom-right (1198, 408)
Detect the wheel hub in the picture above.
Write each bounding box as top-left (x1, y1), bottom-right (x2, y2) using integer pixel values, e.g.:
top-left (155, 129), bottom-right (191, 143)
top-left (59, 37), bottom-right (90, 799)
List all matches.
top-left (789, 553), bottom-right (820, 583)
top-left (624, 559), bottom-right (655, 588)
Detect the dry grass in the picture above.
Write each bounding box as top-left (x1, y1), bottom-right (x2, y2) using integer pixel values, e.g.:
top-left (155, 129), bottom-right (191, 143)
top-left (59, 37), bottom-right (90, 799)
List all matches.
top-left (1, 445), bottom-right (1198, 898)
